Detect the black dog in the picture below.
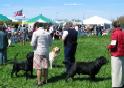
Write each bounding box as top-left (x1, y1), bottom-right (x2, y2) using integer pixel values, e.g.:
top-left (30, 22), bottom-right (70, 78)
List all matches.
top-left (66, 56), bottom-right (107, 81)
top-left (11, 52), bottom-right (34, 80)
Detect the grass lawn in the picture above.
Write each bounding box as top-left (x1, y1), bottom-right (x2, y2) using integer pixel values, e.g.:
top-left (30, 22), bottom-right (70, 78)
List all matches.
top-left (0, 35), bottom-right (111, 88)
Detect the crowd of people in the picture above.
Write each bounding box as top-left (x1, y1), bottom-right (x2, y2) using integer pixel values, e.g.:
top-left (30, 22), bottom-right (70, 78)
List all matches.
top-left (1, 23), bottom-right (110, 48)
top-left (0, 21), bottom-right (124, 88)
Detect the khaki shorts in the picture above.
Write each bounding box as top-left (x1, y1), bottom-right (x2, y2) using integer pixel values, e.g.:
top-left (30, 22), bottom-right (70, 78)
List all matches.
top-left (33, 54), bottom-right (48, 69)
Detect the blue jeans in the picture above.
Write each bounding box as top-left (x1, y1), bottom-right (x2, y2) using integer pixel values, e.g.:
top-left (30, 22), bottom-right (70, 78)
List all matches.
top-left (64, 44), bottom-right (77, 73)
top-left (0, 49), bottom-right (7, 65)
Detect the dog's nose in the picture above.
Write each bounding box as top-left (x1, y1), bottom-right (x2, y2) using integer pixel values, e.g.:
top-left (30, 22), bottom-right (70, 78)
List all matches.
top-left (58, 48), bottom-right (60, 51)
top-left (106, 60), bottom-right (109, 64)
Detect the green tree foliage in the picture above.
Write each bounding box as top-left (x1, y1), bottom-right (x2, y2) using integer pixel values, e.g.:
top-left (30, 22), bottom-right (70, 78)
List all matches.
top-left (112, 16), bottom-right (124, 28)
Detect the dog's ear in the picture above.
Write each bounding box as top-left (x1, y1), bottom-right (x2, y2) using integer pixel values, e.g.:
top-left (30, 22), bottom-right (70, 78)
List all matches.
top-left (26, 52), bottom-right (34, 59)
top-left (97, 56), bottom-right (107, 64)
top-left (99, 56), bottom-right (105, 58)
top-left (52, 47), bottom-right (56, 52)
top-left (58, 48), bottom-right (60, 51)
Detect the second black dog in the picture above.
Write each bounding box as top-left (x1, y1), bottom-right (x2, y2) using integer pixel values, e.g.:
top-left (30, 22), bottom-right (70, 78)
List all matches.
top-left (66, 56), bottom-right (107, 81)
top-left (11, 52), bottom-right (34, 80)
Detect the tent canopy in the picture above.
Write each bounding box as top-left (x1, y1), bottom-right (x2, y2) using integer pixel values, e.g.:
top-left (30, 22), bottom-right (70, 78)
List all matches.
top-left (27, 14), bottom-right (54, 23)
top-left (0, 14), bottom-right (10, 22)
top-left (83, 16), bottom-right (112, 25)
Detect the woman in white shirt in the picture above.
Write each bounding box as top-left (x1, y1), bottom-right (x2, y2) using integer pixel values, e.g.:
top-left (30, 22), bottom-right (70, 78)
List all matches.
top-left (31, 22), bottom-right (52, 86)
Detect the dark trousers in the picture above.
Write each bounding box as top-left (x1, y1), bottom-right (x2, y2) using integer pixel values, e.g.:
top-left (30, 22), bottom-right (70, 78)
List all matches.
top-left (64, 44), bottom-right (77, 73)
top-left (96, 31), bottom-right (102, 36)
top-left (0, 49), bottom-right (7, 65)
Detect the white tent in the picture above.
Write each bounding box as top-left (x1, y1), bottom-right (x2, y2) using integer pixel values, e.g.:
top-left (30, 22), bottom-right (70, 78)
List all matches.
top-left (83, 16), bottom-right (112, 25)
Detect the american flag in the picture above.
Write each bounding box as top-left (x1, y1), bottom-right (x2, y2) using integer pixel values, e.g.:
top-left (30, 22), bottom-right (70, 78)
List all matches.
top-left (14, 9), bottom-right (23, 17)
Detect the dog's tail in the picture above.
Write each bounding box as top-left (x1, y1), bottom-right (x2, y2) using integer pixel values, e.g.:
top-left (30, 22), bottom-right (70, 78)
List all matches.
top-left (8, 53), bottom-right (19, 64)
top-left (13, 53), bottom-right (19, 62)
top-left (14, 53), bottom-right (18, 59)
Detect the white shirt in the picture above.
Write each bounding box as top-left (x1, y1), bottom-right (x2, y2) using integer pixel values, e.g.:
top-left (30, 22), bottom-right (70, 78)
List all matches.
top-left (49, 26), bottom-right (54, 34)
top-left (75, 26), bottom-right (78, 31)
top-left (31, 27), bottom-right (52, 56)
top-left (62, 31), bottom-right (68, 41)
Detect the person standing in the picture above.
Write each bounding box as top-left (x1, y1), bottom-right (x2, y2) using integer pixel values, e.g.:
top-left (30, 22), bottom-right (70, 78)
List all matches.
top-left (0, 25), bottom-right (8, 65)
top-left (20, 25), bottom-right (27, 45)
top-left (31, 22), bottom-right (52, 86)
top-left (62, 22), bottom-right (78, 74)
top-left (96, 25), bottom-right (102, 36)
top-left (108, 21), bottom-right (124, 88)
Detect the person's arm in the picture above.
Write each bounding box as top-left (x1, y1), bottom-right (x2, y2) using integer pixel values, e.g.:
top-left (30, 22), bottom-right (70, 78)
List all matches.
top-left (48, 34), bottom-right (52, 46)
top-left (5, 33), bottom-right (8, 47)
top-left (107, 32), bottom-right (117, 51)
top-left (31, 32), bottom-right (37, 50)
top-left (62, 31), bottom-right (68, 41)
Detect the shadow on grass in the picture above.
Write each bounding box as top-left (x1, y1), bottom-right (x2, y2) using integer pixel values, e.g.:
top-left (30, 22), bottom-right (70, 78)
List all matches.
top-left (11, 74), bottom-right (37, 80)
top-left (48, 74), bottom-right (111, 83)
top-left (73, 77), bottom-right (111, 82)
top-left (48, 73), bottom-right (66, 83)
top-left (52, 64), bottom-right (64, 68)
top-left (8, 45), bottom-right (15, 47)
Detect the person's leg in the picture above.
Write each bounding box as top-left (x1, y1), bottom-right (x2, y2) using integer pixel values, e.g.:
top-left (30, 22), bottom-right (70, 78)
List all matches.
top-left (0, 51), bottom-right (3, 65)
top-left (11, 35), bottom-right (14, 45)
top-left (64, 46), bottom-right (71, 73)
top-left (3, 49), bottom-right (7, 64)
top-left (37, 69), bottom-right (42, 84)
top-left (121, 57), bottom-right (124, 87)
top-left (43, 69), bottom-right (48, 83)
top-left (64, 57), bottom-right (71, 73)
top-left (96, 30), bottom-right (98, 36)
top-left (13, 35), bottom-right (16, 44)
top-left (111, 56), bottom-right (123, 88)
top-left (33, 54), bottom-right (42, 85)
top-left (41, 55), bottom-right (48, 84)
top-left (70, 45), bottom-right (77, 63)
top-left (20, 34), bottom-right (25, 45)
top-left (22, 34), bottom-right (25, 45)
top-left (23, 40), bottom-right (25, 45)
top-left (68, 45), bottom-right (77, 71)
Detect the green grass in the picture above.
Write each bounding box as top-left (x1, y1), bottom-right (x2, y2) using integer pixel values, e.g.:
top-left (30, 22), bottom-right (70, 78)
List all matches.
top-left (0, 35), bottom-right (111, 88)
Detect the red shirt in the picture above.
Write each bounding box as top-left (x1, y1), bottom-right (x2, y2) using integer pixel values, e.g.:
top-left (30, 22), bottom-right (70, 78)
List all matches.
top-left (108, 27), bottom-right (124, 56)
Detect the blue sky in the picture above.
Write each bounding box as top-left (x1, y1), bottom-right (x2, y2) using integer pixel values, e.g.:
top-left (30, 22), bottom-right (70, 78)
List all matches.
top-left (0, 0), bottom-right (124, 20)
